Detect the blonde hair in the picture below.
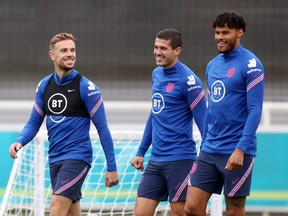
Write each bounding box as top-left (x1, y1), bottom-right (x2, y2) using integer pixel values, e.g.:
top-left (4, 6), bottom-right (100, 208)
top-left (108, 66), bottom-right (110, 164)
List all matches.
top-left (49, 33), bottom-right (76, 50)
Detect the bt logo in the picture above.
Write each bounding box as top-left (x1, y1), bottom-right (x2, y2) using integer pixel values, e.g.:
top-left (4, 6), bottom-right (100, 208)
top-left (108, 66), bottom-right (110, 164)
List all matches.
top-left (152, 93), bottom-right (165, 114)
top-left (48, 93), bottom-right (67, 114)
top-left (211, 80), bottom-right (225, 102)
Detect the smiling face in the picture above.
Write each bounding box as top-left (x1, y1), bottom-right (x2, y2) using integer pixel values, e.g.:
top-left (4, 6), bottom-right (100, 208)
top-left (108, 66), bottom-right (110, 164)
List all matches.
top-left (153, 37), bottom-right (181, 69)
top-left (49, 39), bottom-right (76, 74)
top-left (214, 24), bottom-right (243, 54)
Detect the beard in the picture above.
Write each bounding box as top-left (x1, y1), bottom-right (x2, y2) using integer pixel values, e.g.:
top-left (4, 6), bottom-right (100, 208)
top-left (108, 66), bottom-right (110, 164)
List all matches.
top-left (218, 38), bottom-right (237, 54)
top-left (58, 64), bottom-right (74, 72)
top-left (57, 59), bottom-right (75, 72)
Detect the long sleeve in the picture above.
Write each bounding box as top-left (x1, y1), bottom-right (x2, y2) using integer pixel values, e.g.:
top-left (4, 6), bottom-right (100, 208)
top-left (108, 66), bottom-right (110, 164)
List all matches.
top-left (16, 80), bottom-right (46, 146)
top-left (237, 67), bottom-right (264, 152)
top-left (81, 78), bottom-right (117, 171)
top-left (191, 90), bottom-right (206, 138)
top-left (136, 112), bottom-right (152, 157)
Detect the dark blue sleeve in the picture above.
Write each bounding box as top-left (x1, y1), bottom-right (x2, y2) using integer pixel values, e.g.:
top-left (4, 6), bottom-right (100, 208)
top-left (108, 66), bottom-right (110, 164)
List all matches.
top-left (96, 122), bottom-right (117, 172)
top-left (81, 78), bottom-right (117, 171)
top-left (237, 61), bottom-right (265, 152)
top-left (200, 104), bottom-right (208, 149)
top-left (16, 80), bottom-right (46, 146)
top-left (191, 90), bottom-right (206, 138)
top-left (184, 74), bottom-right (207, 138)
top-left (136, 112), bottom-right (152, 157)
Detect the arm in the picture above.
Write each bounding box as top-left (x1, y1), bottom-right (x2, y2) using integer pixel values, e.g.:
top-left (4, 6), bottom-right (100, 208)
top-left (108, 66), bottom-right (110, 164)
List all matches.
top-left (10, 103), bottom-right (45, 158)
top-left (191, 90), bottom-right (207, 138)
top-left (185, 73), bottom-right (207, 139)
top-left (131, 111), bottom-right (152, 171)
top-left (192, 90), bottom-right (207, 152)
top-left (237, 56), bottom-right (265, 153)
top-left (16, 102), bottom-right (45, 145)
top-left (81, 79), bottom-right (118, 187)
top-left (81, 79), bottom-right (117, 172)
top-left (200, 71), bottom-right (210, 149)
top-left (237, 72), bottom-right (264, 152)
top-left (200, 100), bottom-right (208, 149)
top-left (226, 60), bottom-right (264, 171)
top-left (10, 80), bottom-right (46, 158)
top-left (95, 120), bottom-right (119, 187)
top-left (90, 97), bottom-right (117, 172)
top-left (136, 112), bottom-right (152, 157)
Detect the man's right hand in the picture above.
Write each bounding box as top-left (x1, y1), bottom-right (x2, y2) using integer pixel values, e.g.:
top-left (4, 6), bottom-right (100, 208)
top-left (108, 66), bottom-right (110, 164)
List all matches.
top-left (9, 143), bottom-right (22, 159)
top-left (131, 156), bottom-right (144, 172)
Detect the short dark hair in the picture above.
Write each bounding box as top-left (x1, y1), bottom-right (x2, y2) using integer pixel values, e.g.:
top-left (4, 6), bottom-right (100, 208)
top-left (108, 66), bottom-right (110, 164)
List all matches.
top-left (212, 12), bottom-right (246, 32)
top-left (156, 28), bottom-right (182, 49)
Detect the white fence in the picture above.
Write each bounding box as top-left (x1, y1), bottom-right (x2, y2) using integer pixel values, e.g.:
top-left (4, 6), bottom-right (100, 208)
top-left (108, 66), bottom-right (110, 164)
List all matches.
top-left (0, 100), bottom-right (287, 132)
top-left (260, 102), bottom-right (288, 131)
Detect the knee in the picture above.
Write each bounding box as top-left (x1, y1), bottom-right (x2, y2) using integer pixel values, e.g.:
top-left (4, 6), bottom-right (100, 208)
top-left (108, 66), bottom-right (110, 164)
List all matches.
top-left (226, 205), bottom-right (245, 216)
top-left (184, 203), bottom-right (203, 216)
top-left (134, 209), bottom-right (151, 216)
top-left (133, 208), bottom-right (143, 216)
top-left (134, 205), bottom-right (151, 216)
top-left (184, 204), bottom-right (194, 216)
top-left (50, 205), bottom-right (61, 216)
top-left (50, 198), bottom-right (69, 216)
top-left (184, 204), bottom-right (207, 216)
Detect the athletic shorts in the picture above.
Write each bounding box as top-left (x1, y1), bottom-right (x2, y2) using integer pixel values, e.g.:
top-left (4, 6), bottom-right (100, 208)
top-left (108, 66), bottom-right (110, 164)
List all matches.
top-left (137, 159), bottom-right (194, 202)
top-left (189, 151), bottom-right (254, 197)
top-left (50, 159), bottom-right (90, 202)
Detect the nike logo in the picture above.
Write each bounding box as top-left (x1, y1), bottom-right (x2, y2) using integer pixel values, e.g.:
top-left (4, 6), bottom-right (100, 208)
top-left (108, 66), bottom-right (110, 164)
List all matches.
top-left (232, 177), bottom-right (240, 185)
top-left (61, 179), bottom-right (70, 184)
top-left (68, 89), bottom-right (76, 92)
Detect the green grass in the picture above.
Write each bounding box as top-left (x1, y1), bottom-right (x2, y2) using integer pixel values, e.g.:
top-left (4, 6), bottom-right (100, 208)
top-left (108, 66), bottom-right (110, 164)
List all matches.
top-left (249, 191), bottom-right (288, 201)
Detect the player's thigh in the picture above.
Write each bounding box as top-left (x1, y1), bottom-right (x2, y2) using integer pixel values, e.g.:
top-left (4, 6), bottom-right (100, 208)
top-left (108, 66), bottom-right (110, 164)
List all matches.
top-left (165, 159), bottom-right (194, 202)
top-left (134, 197), bottom-right (159, 216)
top-left (137, 161), bottom-right (168, 201)
top-left (67, 200), bottom-right (81, 216)
top-left (50, 159), bottom-right (90, 202)
top-left (189, 151), bottom-right (223, 194)
top-left (222, 155), bottom-right (254, 197)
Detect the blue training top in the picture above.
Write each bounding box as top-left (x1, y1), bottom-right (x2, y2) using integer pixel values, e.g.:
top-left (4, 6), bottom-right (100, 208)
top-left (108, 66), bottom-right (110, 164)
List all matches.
top-left (16, 69), bottom-right (117, 171)
top-left (202, 45), bottom-right (265, 156)
top-left (136, 61), bottom-right (207, 162)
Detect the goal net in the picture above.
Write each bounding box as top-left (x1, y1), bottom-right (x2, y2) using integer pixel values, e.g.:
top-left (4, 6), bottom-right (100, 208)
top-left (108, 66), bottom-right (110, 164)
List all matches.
top-left (0, 130), bottom-right (222, 216)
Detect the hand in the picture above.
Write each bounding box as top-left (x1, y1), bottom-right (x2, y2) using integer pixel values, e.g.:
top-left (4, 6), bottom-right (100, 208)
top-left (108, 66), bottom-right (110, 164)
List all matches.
top-left (9, 143), bottom-right (22, 159)
top-left (225, 148), bottom-right (244, 171)
top-left (131, 156), bottom-right (144, 172)
top-left (105, 171), bottom-right (119, 187)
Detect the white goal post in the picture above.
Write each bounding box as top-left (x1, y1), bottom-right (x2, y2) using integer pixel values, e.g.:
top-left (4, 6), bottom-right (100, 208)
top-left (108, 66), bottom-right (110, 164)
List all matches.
top-left (0, 130), bottom-right (222, 216)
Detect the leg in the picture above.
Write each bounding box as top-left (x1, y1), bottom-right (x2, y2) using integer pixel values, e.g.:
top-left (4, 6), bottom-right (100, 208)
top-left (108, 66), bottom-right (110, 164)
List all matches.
top-left (50, 194), bottom-right (73, 216)
top-left (170, 201), bottom-right (185, 216)
top-left (134, 161), bottom-right (167, 216)
top-left (225, 196), bottom-right (246, 216)
top-left (67, 201), bottom-right (81, 216)
top-left (134, 197), bottom-right (159, 216)
top-left (185, 152), bottom-right (223, 216)
top-left (49, 160), bottom-right (90, 216)
top-left (222, 155), bottom-right (254, 216)
top-left (184, 186), bottom-right (211, 216)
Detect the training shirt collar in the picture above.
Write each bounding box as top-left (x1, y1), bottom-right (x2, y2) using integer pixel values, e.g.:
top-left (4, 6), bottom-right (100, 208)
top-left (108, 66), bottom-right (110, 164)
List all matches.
top-left (163, 60), bottom-right (181, 74)
top-left (53, 69), bottom-right (78, 86)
